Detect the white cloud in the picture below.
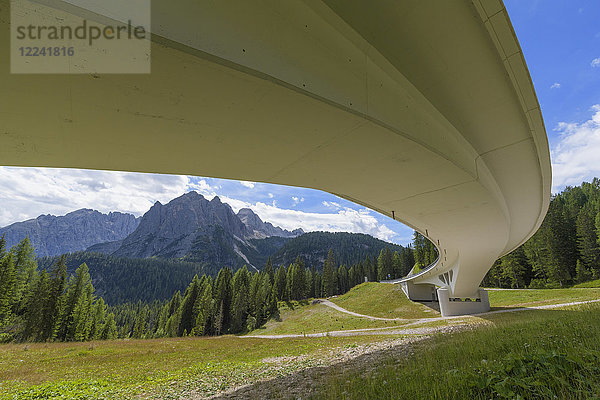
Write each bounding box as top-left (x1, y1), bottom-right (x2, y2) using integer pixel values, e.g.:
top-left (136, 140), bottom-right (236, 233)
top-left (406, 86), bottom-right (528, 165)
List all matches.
top-left (0, 167), bottom-right (190, 226)
top-left (550, 82), bottom-right (561, 89)
top-left (0, 168), bottom-right (403, 243)
top-left (215, 195), bottom-right (398, 241)
top-left (591, 58), bottom-right (600, 67)
top-left (188, 179), bottom-right (218, 197)
top-left (551, 105), bottom-right (600, 192)
top-left (322, 201), bottom-right (341, 209)
top-left (243, 202), bottom-right (397, 242)
top-left (268, 193), bottom-right (274, 198)
top-left (240, 181), bottom-right (255, 189)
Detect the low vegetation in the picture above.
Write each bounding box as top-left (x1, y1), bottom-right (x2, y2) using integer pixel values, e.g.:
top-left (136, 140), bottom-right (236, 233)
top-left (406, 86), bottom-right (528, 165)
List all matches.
top-left (329, 282), bottom-right (439, 319)
top-left (0, 334), bottom-right (399, 400)
top-left (487, 287), bottom-right (600, 308)
top-left (319, 303), bottom-right (600, 399)
top-left (2, 285), bottom-right (600, 399)
top-left (574, 278), bottom-right (600, 288)
top-left (249, 300), bottom-right (403, 336)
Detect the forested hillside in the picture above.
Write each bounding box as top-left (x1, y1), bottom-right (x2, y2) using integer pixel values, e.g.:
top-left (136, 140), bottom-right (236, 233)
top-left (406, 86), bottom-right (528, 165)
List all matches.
top-left (270, 231), bottom-right (406, 268)
top-left (37, 252), bottom-right (212, 304)
top-left (0, 235), bottom-right (408, 343)
top-left (484, 178), bottom-right (600, 288)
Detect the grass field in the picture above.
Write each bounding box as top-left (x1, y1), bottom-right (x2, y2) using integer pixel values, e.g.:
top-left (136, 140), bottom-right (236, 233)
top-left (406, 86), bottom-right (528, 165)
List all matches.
top-left (249, 300), bottom-right (405, 336)
top-left (487, 287), bottom-right (600, 308)
top-left (251, 285), bottom-right (600, 337)
top-left (329, 282), bottom-right (439, 319)
top-left (574, 278), bottom-right (600, 288)
top-left (0, 334), bottom-right (400, 399)
top-left (318, 302), bottom-right (600, 399)
top-left (2, 285), bottom-right (600, 399)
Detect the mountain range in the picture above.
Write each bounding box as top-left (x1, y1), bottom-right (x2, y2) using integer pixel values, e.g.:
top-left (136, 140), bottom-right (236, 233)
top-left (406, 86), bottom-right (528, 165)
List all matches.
top-left (0, 209), bottom-right (140, 257)
top-left (4, 191), bottom-right (408, 304)
top-left (91, 192), bottom-right (303, 269)
top-left (3, 191), bottom-right (404, 274)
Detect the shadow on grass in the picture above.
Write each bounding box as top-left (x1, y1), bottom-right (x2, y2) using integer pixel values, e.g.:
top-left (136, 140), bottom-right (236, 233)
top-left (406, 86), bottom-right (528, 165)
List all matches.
top-left (416, 300), bottom-right (440, 313)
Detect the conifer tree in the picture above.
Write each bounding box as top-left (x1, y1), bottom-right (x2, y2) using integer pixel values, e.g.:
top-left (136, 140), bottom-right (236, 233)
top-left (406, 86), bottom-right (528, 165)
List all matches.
top-left (213, 267), bottom-right (232, 334)
top-left (377, 247), bottom-right (393, 280)
top-left (193, 280), bottom-right (213, 335)
top-left (322, 249), bottom-right (335, 297)
top-left (499, 246), bottom-right (529, 289)
top-left (131, 305), bottom-right (147, 339)
top-left (0, 252), bottom-right (16, 325)
top-left (72, 283), bottom-right (94, 341)
top-left (40, 256), bottom-right (68, 341)
top-left (337, 265), bottom-right (349, 293)
top-left (164, 291), bottom-right (182, 337)
top-left (89, 298), bottom-right (106, 340)
top-left (21, 270), bottom-right (50, 341)
top-left (392, 251), bottom-right (402, 279)
top-left (178, 275), bottom-right (202, 336)
top-left (57, 263), bottom-right (94, 341)
top-left (274, 265), bottom-right (287, 302)
top-left (312, 271), bottom-right (321, 298)
top-left (575, 259), bottom-right (592, 283)
top-left (11, 237), bottom-right (38, 311)
top-left (264, 257), bottom-right (274, 285)
top-left (100, 313), bottom-right (118, 340)
top-left (576, 202), bottom-right (600, 272)
top-left (230, 268), bottom-right (250, 333)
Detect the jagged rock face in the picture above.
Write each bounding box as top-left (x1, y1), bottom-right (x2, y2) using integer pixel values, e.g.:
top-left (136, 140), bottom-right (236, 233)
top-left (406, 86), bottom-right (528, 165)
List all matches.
top-left (237, 208), bottom-right (304, 239)
top-left (0, 209), bottom-right (140, 257)
top-left (113, 192), bottom-right (251, 261)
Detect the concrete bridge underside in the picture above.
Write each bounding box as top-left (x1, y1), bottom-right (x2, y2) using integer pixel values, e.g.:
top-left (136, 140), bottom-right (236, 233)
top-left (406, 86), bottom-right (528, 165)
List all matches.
top-left (0, 0), bottom-right (551, 316)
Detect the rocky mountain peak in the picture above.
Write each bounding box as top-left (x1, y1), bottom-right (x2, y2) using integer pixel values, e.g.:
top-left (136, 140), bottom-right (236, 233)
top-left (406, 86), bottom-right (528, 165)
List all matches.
top-left (0, 209), bottom-right (140, 257)
top-left (237, 208), bottom-right (303, 239)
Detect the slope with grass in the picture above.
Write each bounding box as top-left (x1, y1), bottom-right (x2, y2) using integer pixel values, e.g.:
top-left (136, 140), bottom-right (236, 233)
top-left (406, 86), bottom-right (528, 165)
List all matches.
top-left (574, 278), bottom-right (600, 288)
top-left (318, 302), bottom-right (600, 399)
top-left (248, 300), bottom-right (406, 336)
top-left (4, 284), bottom-right (600, 399)
top-left (487, 287), bottom-right (600, 308)
top-left (329, 282), bottom-right (439, 319)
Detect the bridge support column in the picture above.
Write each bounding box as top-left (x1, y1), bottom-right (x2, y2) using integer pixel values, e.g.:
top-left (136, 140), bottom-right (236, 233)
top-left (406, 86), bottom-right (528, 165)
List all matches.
top-left (437, 288), bottom-right (490, 317)
top-left (401, 281), bottom-right (438, 302)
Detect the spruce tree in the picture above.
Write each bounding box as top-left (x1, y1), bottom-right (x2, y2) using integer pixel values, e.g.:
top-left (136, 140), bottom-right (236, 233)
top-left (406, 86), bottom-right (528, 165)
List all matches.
top-left (21, 270), bottom-right (50, 341)
top-left (11, 237), bottom-right (38, 312)
top-left (100, 313), bottom-right (118, 340)
top-left (213, 267), bottom-right (232, 334)
top-left (0, 252), bottom-right (16, 325)
top-left (193, 281), bottom-right (213, 335)
top-left (377, 248), bottom-right (393, 280)
top-left (322, 249), bottom-right (335, 297)
top-left (264, 257), bottom-right (274, 285)
top-left (178, 275), bottom-right (202, 336)
top-left (274, 265), bottom-right (287, 301)
top-left (89, 298), bottom-right (106, 340)
top-left (57, 263), bottom-right (93, 341)
top-left (576, 202), bottom-right (600, 272)
top-left (230, 268), bottom-right (250, 333)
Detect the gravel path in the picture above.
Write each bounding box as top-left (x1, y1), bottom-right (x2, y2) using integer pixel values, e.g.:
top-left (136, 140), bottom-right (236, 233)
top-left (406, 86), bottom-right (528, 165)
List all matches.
top-left (210, 325), bottom-right (473, 400)
top-left (244, 298), bottom-right (600, 339)
top-left (190, 298), bottom-right (600, 399)
top-left (319, 300), bottom-right (405, 321)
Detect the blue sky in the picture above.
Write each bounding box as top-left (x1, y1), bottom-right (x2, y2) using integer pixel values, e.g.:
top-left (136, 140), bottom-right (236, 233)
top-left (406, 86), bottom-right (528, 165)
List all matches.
top-left (1, 2), bottom-right (599, 245)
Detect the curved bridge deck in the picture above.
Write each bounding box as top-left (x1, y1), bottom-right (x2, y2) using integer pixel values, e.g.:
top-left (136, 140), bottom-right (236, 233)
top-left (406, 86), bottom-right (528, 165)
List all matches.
top-left (0, 0), bottom-right (551, 315)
